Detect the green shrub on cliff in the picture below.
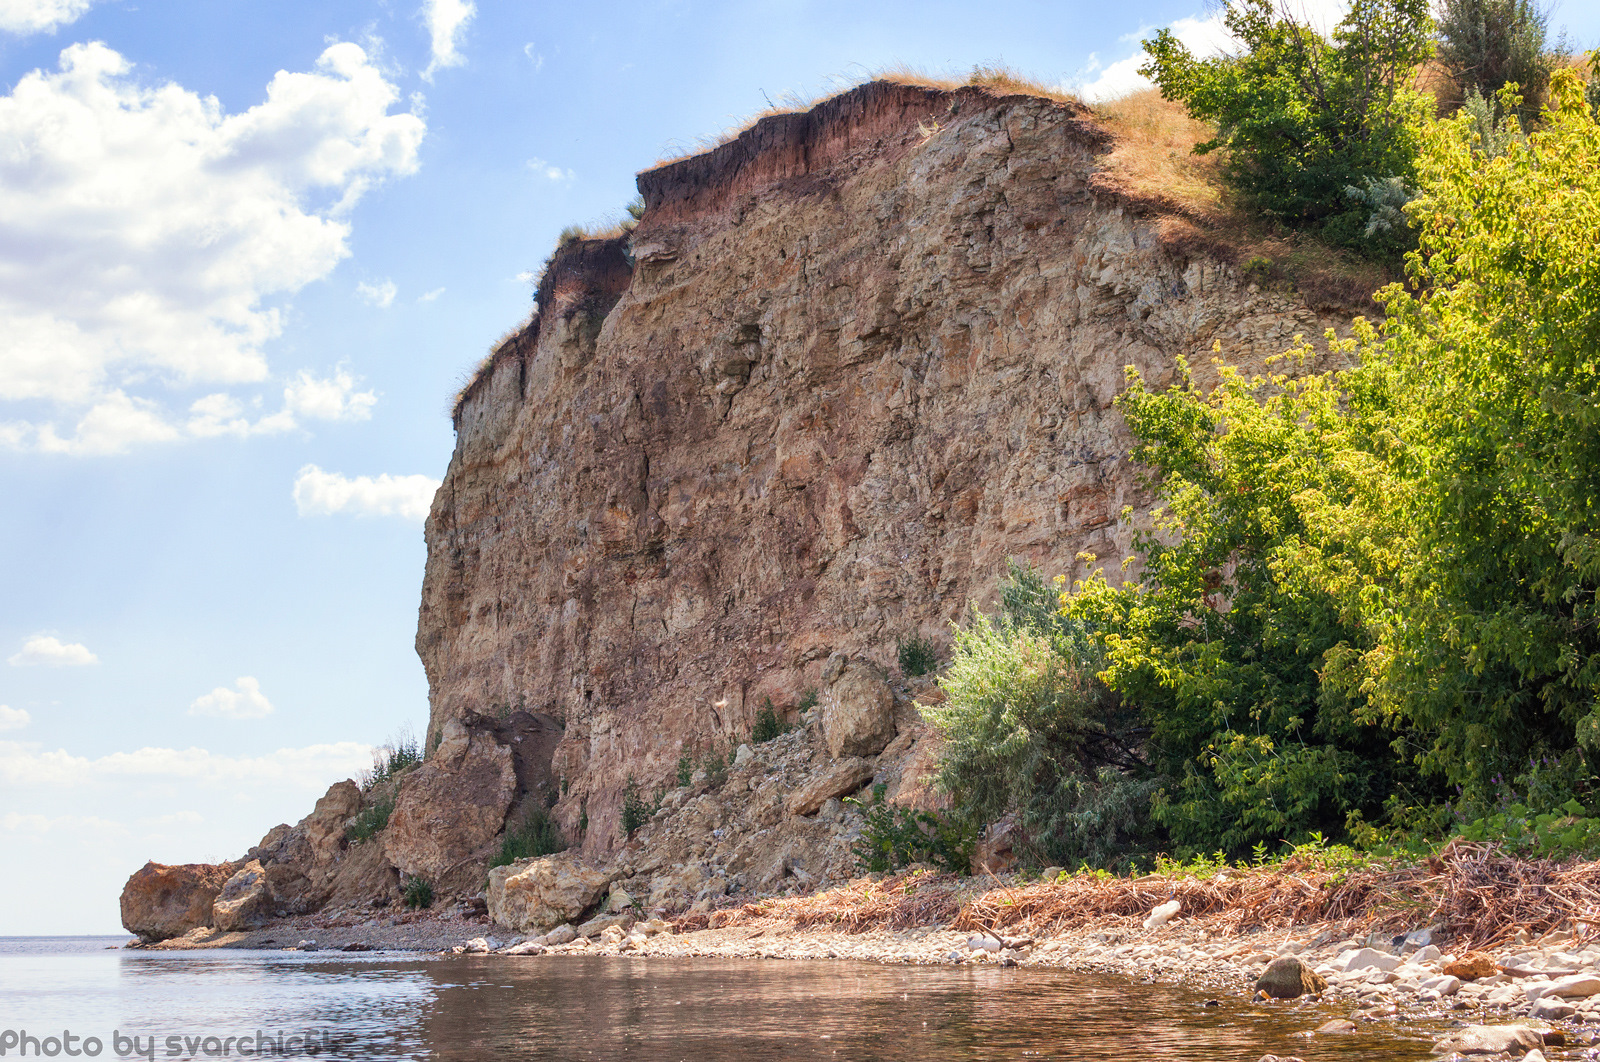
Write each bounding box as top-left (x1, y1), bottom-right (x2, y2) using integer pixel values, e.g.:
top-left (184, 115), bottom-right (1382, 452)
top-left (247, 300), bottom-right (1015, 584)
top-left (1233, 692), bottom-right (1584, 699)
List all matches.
top-left (1062, 72), bottom-right (1600, 854)
top-left (492, 801), bottom-right (566, 868)
top-left (1140, 0), bottom-right (1434, 257)
top-left (362, 727), bottom-right (422, 791)
top-left (345, 792), bottom-right (394, 844)
top-left (923, 563), bottom-right (1154, 868)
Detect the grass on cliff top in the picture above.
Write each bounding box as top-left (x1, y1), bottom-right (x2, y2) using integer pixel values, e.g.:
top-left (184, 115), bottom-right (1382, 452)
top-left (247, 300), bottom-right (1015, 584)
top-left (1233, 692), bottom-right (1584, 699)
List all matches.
top-left (641, 64), bottom-right (1080, 173)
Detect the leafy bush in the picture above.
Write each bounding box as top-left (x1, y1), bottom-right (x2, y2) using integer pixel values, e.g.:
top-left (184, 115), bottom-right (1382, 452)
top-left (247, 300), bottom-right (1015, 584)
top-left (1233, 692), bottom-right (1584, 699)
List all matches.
top-left (751, 698), bottom-right (791, 744)
top-left (345, 792), bottom-right (395, 844)
top-left (846, 784), bottom-right (976, 875)
top-left (1457, 800), bottom-right (1600, 859)
top-left (1435, 0), bottom-right (1554, 121)
top-left (362, 727), bottom-right (422, 791)
top-left (924, 563), bottom-right (1154, 868)
top-left (675, 751), bottom-right (695, 788)
top-left (897, 633), bottom-right (939, 677)
top-left (402, 877), bottom-right (433, 910)
top-left (796, 687), bottom-right (818, 714)
top-left (491, 803), bottom-right (567, 869)
top-left (620, 777), bottom-right (662, 838)
top-left (1140, 0), bottom-right (1434, 251)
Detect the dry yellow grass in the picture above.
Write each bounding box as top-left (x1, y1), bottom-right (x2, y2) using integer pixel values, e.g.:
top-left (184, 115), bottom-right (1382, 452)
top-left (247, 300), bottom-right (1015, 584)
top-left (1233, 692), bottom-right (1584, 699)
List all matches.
top-left (683, 841), bottom-right (1600, 951)
top-left (1091, 87), bottom-right (1228, 219)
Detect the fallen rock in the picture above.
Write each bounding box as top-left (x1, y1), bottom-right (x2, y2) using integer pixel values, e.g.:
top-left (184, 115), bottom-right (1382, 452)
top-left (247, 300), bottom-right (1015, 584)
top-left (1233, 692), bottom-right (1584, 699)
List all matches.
top-left (487, 854), bottom-right (613, 933)
top-left (786, 757), bottom-right (876, 816)
top-left (462, 937), bottom-right (491, 954)
top-left (1529, 996), bottom-right (1576, 1021)
top-left (386, 719), bottom-right (518, 889)
top-left (543, 924), bottom-right (577, 946)
top-left (1333, 947), bottom-right (1401, 974)
top-left (1256, 1056), bottom-right (1307, 1062)
top-left (1313, 1020), bottom-right (1356, 1034)
top-left (1143, 899), bottom-right (1180, 930)
top-left (1430, 1024), bottom-right (1544, 1056)
top-left (1254, 957), bottom-right (1328, 1000)
top-left (818, 656), bottom-right (895, 759)
top-left (212, 861), bottom-right (274, 931)
top-left (1545, 973), bottom-right (1600, 998)
top-left (1443, 951), bottom-right (1499, 980)
top-left (502, 940), bottom-right (546, 956)
top-left (120, 861), bottom-right (238, 943)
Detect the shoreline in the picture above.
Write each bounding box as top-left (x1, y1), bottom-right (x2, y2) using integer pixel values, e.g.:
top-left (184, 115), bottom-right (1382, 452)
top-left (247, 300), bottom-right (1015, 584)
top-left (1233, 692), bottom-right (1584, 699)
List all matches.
top-left (135, 842), bottom-right (1600, 1054)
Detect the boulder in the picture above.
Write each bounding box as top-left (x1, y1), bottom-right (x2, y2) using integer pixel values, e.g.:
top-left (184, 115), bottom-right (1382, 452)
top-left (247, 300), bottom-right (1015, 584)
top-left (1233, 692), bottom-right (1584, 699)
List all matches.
top-left (818, 656), bottom-right (895, 759)
top-left (1430, 1025), bottom-right (1544, 1056)
top-left (1544, 973), bottom-right (1600, 998)
top-left (1254, 957), bottom-right (1328, 1000)
top-left (386, 719), bottom-right (517, 887)
top-left (1313, 1020), bottom-right (1356, 1034)
top-left (119, 861), bottom-right (237, 943)
top-left (786, 757), bottom-right (876, 816)
top-left (1143, 899), bottom-right (1180, 930)
top-left (487, 854), bottom-right (614, 933)
top-left (1332, 947), bottom-right (1401, 974)
top-left (325, 834), bottom-right (401, 907)
top-left (1529, 996), bottom-right (1576, 1021)
top-left (211, 860), bottom-right (314, 931)
top-left (543, 924), bottom-right (577, 946)
top-left (1443, 951), bottom-right (1499, 980)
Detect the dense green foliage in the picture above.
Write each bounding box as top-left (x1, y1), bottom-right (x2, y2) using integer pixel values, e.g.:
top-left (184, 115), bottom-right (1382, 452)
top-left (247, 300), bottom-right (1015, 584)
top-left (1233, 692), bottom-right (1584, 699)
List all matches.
top-left (344, 792), bottom-right (394, 844)
top-left (1140, 0), bottom-right (1434, 250)
top-left (1060, 71), bottom-right (1600, 856)
top-left (751, 698), bottom-right (792, 743)
top-left (491, 803), bottom-right (567, 869)
top-left (897, 633), bottom-right (939, 677)
top-left (362, 729), bottom-right (422, 791)
top-left (923, 563), bottom-right (1153, 867)
top-left (846, 784), bottom-right (976, 875)
top-left (620, 777), bottom-right (662, 838)
top-left (1435, 0), bottom-right (1554, 120)
top-left (402, 877), bottom-right (433, 910)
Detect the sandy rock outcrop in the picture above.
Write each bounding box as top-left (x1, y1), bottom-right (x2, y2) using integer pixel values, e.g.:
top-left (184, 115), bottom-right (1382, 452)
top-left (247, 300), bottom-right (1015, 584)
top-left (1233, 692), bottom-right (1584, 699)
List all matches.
top-left (120, 861), bottom-right (238, 943)
top-left (786, 757), bottom-right (877, 816)
top-left (818, 655), bottom-right (896, 759)
top-left (488, 854), bottom-right (616, 933)
top-left (386, 719), bottom-right (518, 890)
top-left (417, 78), bottom-right (1357, 853)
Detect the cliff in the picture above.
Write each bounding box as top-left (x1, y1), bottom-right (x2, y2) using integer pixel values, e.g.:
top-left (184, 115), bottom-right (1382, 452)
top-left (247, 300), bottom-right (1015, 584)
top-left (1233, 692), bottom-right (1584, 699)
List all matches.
top-left (418, 79), bottom-right (1353, 854)
top-left (121, 78), bottom-right (1362, 941)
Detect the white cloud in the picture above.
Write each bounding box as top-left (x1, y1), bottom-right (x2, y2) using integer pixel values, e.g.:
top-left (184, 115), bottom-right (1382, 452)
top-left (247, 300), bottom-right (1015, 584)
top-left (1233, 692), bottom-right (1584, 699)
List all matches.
top-left (418, 287), bottom-right (444, 303)
top-left (0, 706), bottom-right (30, 731)
top-left (8, 635), bottom-right (98, 667)
top-left (1075, 3), bottom-right (1348, 101)
top-left (357, 279), bottom-right (397, 307)
top-left (0, 0), bottom-right (95, 35)
top-left (0, 41), bottom-right (424, 453)
top-left (527, 156), bottom-right (575, 182)
top-left (523, 43), bottom-right (544, 73)
top-left (421, 0), bottom-right (476, 81)
top-left (293, 464), bottom-right (439, 521)
top-left (188, 676), bottom-right (274, 720)
top-left (283, 369), bottom-right (377, 422)
top-left (0, 737), bottom-right (370, 789)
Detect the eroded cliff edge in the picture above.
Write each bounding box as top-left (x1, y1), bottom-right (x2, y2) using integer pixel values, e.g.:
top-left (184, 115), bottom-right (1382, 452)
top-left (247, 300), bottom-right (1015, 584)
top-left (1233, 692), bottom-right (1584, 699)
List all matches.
top-left (120, 79), bottom-right (1363, 944)
top-left (418, 79), bottom-right (1353, 853)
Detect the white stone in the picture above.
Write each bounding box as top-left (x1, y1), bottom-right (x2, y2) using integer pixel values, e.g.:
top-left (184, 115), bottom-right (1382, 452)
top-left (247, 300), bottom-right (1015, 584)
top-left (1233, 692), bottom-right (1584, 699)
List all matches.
top-left (1143, 899), bottom-right (1180, 930)
top-left (1333, 947), bottom-right (1401, 974)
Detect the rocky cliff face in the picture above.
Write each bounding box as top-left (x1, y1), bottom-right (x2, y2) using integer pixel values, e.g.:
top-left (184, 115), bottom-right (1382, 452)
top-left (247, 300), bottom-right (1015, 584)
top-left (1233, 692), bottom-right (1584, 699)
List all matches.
top-left (416, 79), bottom-right (1354, 854)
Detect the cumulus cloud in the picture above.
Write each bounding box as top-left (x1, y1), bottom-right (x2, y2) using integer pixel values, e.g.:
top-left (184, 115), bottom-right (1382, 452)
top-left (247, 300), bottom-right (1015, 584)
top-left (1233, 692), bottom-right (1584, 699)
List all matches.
top-left (0, 41), bottom-right (424, 453)
top-left (526, 156), bottom-right (575, 182)
top-left (8, 635), bottom-right (98, 667)
top-left (0, 0), bottom-right (95, 35)
top-left (357, 279), bottom-right (397, 307)
top-left (0, 706), bottom-right (30, 731)
top-left (418, 287), bottom-right (444, 303)
top-left (1076, 1), bottom-right (1349, 101)
top-left (293, 464), bottom-right (439, 521)
top-left (0, 737), bottom-right (370, 789)
top-left (188, 676), bottom-right (274, 719)
top-left (184, 370), bottom-right (377, 440)
top-left (421, 0), bottom-right (475, 81)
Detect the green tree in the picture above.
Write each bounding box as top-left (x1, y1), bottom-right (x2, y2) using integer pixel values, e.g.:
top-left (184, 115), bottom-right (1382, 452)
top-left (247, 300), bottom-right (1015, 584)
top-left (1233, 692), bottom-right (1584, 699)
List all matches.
top-left (1140, 0), bottom-right (1434, 250)
top-left (1347, 70), bottom-right (1600, 802)
top-left (1064, 345), bottom-right (1424, 856)
top-left (1435, 0), bottom-right (1555, 122)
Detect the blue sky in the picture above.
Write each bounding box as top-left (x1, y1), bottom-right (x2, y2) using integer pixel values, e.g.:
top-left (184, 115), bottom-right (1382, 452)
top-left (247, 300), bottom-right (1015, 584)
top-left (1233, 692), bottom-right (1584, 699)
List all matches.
top-left (2, 0), bottom-right (1598, 935)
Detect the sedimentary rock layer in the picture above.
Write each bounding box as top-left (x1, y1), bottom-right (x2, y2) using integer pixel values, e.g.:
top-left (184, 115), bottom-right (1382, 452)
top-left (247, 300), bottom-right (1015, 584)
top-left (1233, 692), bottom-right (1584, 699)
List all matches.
top-left (420, 79), bottom-right (1352, 851)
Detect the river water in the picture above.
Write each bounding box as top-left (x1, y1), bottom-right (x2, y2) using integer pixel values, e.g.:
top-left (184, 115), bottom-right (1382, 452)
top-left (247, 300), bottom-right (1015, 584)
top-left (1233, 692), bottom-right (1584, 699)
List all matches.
top-left (1, 937), bottom-right (1444, 1060)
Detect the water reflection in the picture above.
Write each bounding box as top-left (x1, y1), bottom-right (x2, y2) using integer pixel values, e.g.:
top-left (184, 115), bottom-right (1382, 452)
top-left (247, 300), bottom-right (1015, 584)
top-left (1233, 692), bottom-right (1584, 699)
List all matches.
top-left (0, 943), bottom-right (1443, 1061)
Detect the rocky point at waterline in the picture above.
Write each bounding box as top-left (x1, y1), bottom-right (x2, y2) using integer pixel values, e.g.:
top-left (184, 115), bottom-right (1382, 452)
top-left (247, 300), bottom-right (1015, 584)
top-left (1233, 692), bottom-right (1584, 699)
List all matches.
top-left (119, 77), bottom-right (1362, 942)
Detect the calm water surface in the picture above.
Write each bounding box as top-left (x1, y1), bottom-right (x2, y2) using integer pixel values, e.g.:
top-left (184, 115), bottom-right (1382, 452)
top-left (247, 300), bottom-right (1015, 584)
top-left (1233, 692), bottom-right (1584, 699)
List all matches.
top-left (0, 937), bottom-right (1443, 1060)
